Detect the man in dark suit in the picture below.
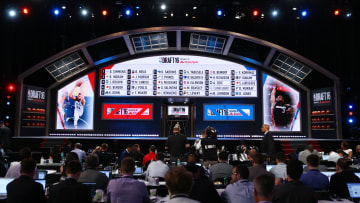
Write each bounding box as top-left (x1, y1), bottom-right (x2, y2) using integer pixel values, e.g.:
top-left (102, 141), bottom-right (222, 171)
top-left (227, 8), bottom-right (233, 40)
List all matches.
top-left (0, 121), bottom-right (11, 149)
top-left (49, 160), bottom-right (91, 203)
top-left (165, 123), bottom-right (190, 162)
top-left (260, 124), bottom-right (276, 162)
top-left (6, 159), bottom-right (46, 203)
top-left (117, 144), bottom-right (133, 164)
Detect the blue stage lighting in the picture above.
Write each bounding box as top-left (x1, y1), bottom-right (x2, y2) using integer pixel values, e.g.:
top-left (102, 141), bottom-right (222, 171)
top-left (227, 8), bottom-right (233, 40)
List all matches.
top-left (53, 9), bottom-right (60, 16)
top-left (271, 10), bottom-right (278, 17)
top-left (136, 6), bottom-right (140, 10)
top-left (349, 105), bottom-right (353, 109)
top-left (301, 10), bottom-right (308, 17)
top-left (5, 116), bottom-right (9, 120)
top-left (348, 118), bottom-right (354, 124)
top-left (8, 9), bottom-right (17, 17)
top-left (6, 101), bottom-right (10, 106)
top-left (217, 9), bottom-right (223, 16)
top-left (81, 9), bottom-right (88, 16)
top-left (125, 9), bottom-right (131, 16)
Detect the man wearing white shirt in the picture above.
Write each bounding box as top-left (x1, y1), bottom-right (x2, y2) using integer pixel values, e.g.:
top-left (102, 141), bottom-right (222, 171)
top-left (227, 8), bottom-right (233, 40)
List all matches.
top-left (328, 150), bottom-right (344, 163)
top-left (270, 152), bottom-right (287, 179)
top-left (71, 143), bottom-right (86, 163)
top-left (145, 152), bottom-right (169, 184)
top-left (6, 147), bottom-right (38, 179)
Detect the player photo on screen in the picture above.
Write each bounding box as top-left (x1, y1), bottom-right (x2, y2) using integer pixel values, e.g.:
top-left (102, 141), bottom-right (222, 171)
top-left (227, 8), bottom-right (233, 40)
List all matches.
top-left (56, 72), bottom-right (94, 130)
top-left (263, 73), bottom-right (301, 132)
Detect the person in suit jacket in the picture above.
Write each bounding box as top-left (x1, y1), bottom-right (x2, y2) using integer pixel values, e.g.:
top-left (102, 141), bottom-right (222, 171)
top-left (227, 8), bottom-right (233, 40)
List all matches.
top-left (6, 159), bottom-right (46, 203)
top-left (260, 124), bottom-right (276, 162)
top-left (49, 160), bottom-right (91, 203)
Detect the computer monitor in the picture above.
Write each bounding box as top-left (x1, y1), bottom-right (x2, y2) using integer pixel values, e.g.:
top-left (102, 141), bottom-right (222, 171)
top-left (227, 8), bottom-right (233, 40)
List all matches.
top-left (347, 183), bottom-right (360, 199)
top-left (355, 173), bottom-right (360, 179)
top-left (34, 179), bottom-right (46, 191)
top-left (321, 171), bottom-right (335, 181)
top-left (99, 170), bottom-right (112, 179)
top-left (0, 178), bottom-right (14, 196)
top-left (266, 165), bottom-right (275, 172)
top-left (322, 155), bottom-right (330, 161)
top-left (134, 167), bottom-right (143, 176)
top-left (37, 171), bottom-right (47, 180)
top-left (81, 182), bottom-right (97, 198)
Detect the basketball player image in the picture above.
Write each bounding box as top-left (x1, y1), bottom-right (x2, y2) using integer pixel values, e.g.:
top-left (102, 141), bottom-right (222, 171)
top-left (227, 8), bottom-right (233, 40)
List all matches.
top-left (270, 86), bottom-right (293, 129)
top-left (69, 79), bottom-right (86, 129)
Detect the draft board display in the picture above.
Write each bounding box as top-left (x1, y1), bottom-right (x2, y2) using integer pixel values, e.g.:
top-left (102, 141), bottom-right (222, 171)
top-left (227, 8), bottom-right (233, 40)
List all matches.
top-left (99, 55), bottom-right (257, 98)
top-left (167, 105), bottom-right (189, 116)
top-left (263, 73), bottom-right (301, 132)
top-left (203, 104), bottom-right (254, 121)
top-left (102, 104), bottom-right (153, 120)
top-left (56, 72), bottom-right (95, 130)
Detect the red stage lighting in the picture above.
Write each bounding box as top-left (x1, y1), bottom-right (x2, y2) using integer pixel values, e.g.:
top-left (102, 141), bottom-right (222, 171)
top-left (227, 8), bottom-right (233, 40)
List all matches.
top-left (349, 112), bottom-right (353, 116)
top-left (22, 7), bottom-right (29, 15)
top-left (7, 84), bottom-right (15, 92)
top-left (334, 9), bottom-right (340, 16)
top-left (102, 10), bottom-right (108, 16)
top-left (6, 95), bottom-right (10, 99)
top-left (253, 10), bottom-right (259, 16)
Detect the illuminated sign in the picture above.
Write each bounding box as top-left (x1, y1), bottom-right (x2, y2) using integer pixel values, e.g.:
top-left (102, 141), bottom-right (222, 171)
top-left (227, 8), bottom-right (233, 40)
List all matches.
top-left (312, 88), bottom-right (332, 106)
top-left (26, 86), bottom-right (46, 104)
top-left (203, 104), bottom-right (255, 121)
top-left (167, 106), bottom-right (189, 116)
top-left (102, 104), bottom-right (153, 120)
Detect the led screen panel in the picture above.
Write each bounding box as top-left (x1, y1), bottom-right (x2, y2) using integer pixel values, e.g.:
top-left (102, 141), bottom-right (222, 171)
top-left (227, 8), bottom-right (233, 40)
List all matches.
top-left (167, 106), bottom-right (189, 116)
top-left (56, 72), bottom-right (95, 130)
top-left (102, 104), bottom-right (153, 120)
top-left (203, 104), bottom-right (255, 121)
top-left (263, 73), bottom-right (301, 132)
top-left (99, 55), bottom-right (257, 98)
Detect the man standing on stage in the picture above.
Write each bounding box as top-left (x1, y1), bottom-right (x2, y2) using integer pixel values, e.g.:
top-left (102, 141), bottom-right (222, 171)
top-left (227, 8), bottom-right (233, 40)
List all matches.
top-left (165, 123), bottom-right (190, 162)
top-left (260, 124), bottom-right (276, 162)
top-left (0, 121), bottom-right (11, 150)
top-left (69, 79), bottom-right (86, 129)
top-left (271, 86), bottom-right (293, 130)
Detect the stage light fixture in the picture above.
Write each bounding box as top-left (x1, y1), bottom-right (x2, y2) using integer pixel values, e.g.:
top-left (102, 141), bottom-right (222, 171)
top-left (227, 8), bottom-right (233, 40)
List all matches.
top-left (161, 4), bottom-right (166, 10)
top-left (349, 112), bottom-right (353, 116)
top-left (22, 8), bottom-right (29, 15)
top-left (81, 9), bottom-right (88, 16)
top-left (301, 10), bottom-right (308, 17)
top-left (334, 9), bottom-right (340, 16)
top-left (53, 9), bottom-right (60, 16)
top-left (349, 105), bottom-right (353, 109)
top-left (136, 6), bottom-right (140, 10)
top-left (6, 96), bottom-right (10, 99)
top-left (102, 10), bottom-right (108, 16)
top-left (253, 10), bottom-right (259, 16)
top-left (346, 12), bottom-right (352, 18)
top-left (5, 116), bottom-right (9, 120)
top-left (292, 7), bottom-right (297, 11)
top-left (7, 84), bottom-right (15, 92)
top-left (61, 6), bottom-right (66, 10)
top-left (348, 118), bottom-right (354, 124)
top-left (216, 9), bottom-right (223, 16)
top-left (125, 9), bottom-right (131, 16)
top-left (8, 9), bottom-right (17, 18)
top-left (6, 102), bottom-right (10, 106)
top-left (193, 6), bottom-right (197, 10)
top-left (271, 10), bottom-right (278, 17)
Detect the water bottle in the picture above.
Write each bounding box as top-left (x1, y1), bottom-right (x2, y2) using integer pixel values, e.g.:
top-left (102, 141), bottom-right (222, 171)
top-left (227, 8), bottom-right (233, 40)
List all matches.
top-left (223, 177), bottom-right (227, 185)
top-left (177, 158), bottom-right (181, 166)
top-left (60, 152), bottom-right (64, 165)
top-left (40, 156), bottom-right (45, 165)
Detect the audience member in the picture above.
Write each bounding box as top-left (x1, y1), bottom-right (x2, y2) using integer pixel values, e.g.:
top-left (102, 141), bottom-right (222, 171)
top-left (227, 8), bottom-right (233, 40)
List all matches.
top-left (50, 145), bottom-right (61, 163)
top-left (165, 124), bottom-right (190, 162)
top-left (300, 154), bottom-right (329, 190)
top-left (273, 159), bottom-right (317, 203)
top-left (329, 158), bottom-right (360, 198)
top-left (254, 174), bottom-right (275, 203)
top-left (96, 143), bottom-right (113, 167)
top-left (232, 144), bottom-right (249, 162)
top-left (6, 147), bottom-right (37, 179)
top-left (131, 144), bottom-right (143, 165)
top-left (248, 153), bottom-right (273, 181)
top-left (145, 152), bottom-right (169, 184)
top-left (6, 159), bottom-right (46, 203)
top-left (60, 152), bottom-right (79, 177)
top-left (71, 143), bottom-right (86, 163)
top-left (209, 151), bottom-right (233, 181)
top-left (118, 144), bottom-right (133, 164)
top-left (107, 157), bottom-right (150, 203)
top-left (201, 126), bottom-right (218, 168)
top-left (143, 145), bottom-right (157, 166)
top-left (186, 153), bottom-right (207, 179)
top-left (49, 160), bottom-right (92, 203)
top-left (295, 144), bottom-right (304, 159)
top-left (341, 141), bottom-right (353, 159)
top-left (165, 166), bottom-right (200, 203)
top-left (78, 154), bottom-right (109, 190)
top-left (185, 164), bottom-right (222, 203)
top-left (241, 149), bottom-right (257, 167)
top-left (92, 146), bottom-right (101, 154)
top-left (298, 144), bottom-right (319, 164)
top-left (353, 145), bottom-right (360, 164)
top-left (62, 141), bottom-right (73, 156)
top-left (221, 165), bottom-right (256, 203)
top-left (328, 149), bottom-right (344, 163)
top-left (0, 152), bottom-right (6, 177)
top-left (270, 152), bottom-right (287, 179)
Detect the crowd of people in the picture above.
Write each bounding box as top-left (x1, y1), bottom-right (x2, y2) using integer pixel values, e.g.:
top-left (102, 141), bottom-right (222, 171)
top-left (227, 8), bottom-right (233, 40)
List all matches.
top-left (1, 125), bottom-right (360, 203)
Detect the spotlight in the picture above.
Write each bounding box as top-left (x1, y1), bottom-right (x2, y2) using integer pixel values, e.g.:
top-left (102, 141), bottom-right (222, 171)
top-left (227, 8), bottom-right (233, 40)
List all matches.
top-left (301, 10), bottom-right (308, 17)
top-left (349, 105), bottom-right (353, 109)
top-left (216, 9), bottom-right (223, 16)
top-left (271, 10), bottom-right (278, 17)
top-left (102, 9), bottom-right (108, 16)
top-left (81, 9), bottom-right (88, 16)
top-left (346, 12), bottom-right (352, 18)
top-left (6, 102), bottom-right (10, 106)
top-left (292, 7), bottom-right (297, 11)
top-left (193, 6), bottom-right (197, 10)
top-left (8, 9), bottom-right (17, 18)
top-left (349, 112), bottom-right (353, 116)
top-left (53, 9), bottom-right (60, 16)
top-left (161, 4), bottom-right (166, 10)
top-left (22, 7), bottom-right (29, 15)
top-left (61, 6), bottom-right (66, 10)
top-left (5, 116), bottom-right (9, 120)
top-left (136, 6), bottom-right (140, 10)
top-left (334, 9), bottom-right (340, 16)
top-left (125, 9), bottom-right (131, 16)
top-left (7, 84), bottom-right (15, 92)
top-left (252, 10), bottom-right (259, 16)
top-left (6, 96), bottom-right (10, 99)
top-left (348, 118), bottom-right (354, 124)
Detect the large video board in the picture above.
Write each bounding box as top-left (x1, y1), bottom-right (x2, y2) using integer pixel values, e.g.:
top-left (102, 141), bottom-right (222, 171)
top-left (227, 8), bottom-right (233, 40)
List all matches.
top-left (99, 55), bottom-right (257, 98)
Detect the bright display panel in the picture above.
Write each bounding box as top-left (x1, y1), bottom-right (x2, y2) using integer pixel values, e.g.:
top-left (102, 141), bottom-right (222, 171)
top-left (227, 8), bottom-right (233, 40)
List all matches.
top-left (102, 104), bottom-right (153, 120)
top-left (203, 104), bottom-right (255, 121)
top-left (263, 73), bottom-right (301, 132)
top-left (167, 106), bottom-right (189, 116)
top-left (56, 72), bottom-right (95, 130)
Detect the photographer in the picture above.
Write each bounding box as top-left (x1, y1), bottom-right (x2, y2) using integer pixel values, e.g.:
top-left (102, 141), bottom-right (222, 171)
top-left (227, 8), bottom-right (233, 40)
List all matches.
top-left (201, 126), bottom-right (218, 168)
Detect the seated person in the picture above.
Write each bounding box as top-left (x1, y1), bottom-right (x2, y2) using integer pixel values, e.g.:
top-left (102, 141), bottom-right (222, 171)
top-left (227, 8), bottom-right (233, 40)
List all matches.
top-left (131, 144), bottom-right (144, 165)
top-left (221, 165), bottom-right (256, 203)
top-left (329, 158), bottom-right (360, 198)
top-left (165, 166), bottom-right (200, 203)
top-left (298, 144), bottom-right (320, 165)
top-left (270, 152), bottom-right (287, 179)
top-left (328, 149), bottom-right (345, 163)
top-left (60, 152), bottom-right (79, 178)
top-left (341, 141), bottom-right (353, 159)
top-left (96, 143), bottom-right (113, 167)
top-left (6, 147), bottom-right (38, 179)
top-left (145, 152), bottom-right (169, 184)
top-left (71, 143), bottom-right (86, 163)
top-left (7, 159), bottom-right (46, 203)
top-left (50, 145), bottom-right (61, 163)
top-left (107, 157), bottom-right (150, 203)
top-left (78, 154), bottom-right (109, 191)
top-left (209, 151), bottom-right (233, 182)
top-left (49, 160), bottom-right (92, 203)
top-left (142, 145), bottom-right (157, 167)
top-left (273, 159), bottom-right (317, 203)
top-left (248, 153), bottom-right (273, 181)
top-left (254, 174), bottom-right (275, 203)
top-left (300, 154), bottom-right (329, 191)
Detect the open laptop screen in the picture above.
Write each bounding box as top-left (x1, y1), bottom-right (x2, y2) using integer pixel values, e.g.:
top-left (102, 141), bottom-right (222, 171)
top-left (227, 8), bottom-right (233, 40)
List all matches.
top-left (0, 178), bottom-right (14, 196)
top-left (37, 171), bottom-right (47, 180)
top-left (134, 167), bottom-right (143, 175)
top-left (348, 183), bottom-right (360, 198)
top-left (81, 182), bottom-right (96, 198)
top-left (321, 171), bottom-right (335, 181)
top-left (34, 179), bottom-right (46, 191)
top-left (99, 170), bottom-right (111, 179)
top-left (266, 165), bottom-right (275, 172)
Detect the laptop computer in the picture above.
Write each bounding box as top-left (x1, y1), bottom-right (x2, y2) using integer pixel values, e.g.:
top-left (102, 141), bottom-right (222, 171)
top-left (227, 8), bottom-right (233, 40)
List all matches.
top-left (321, 171), bottom-right (335, 181)
top-left (322, 155), bottom-right (330, 161)
top-left (134, 167), bottom-right (143, 176)
top-left (266, 165), bottom-right (275, 172)
top-left (0, 178), bottom-right (14, 196)
top-left (37, 171), bottom-right (47, 180)
top-left (81, 182), bottom-right (97, 198)
top-left (355, 173), bottom-right (360, 179)
top-left (347, 183), bottom-right (360, 199)
top-left (34, 179), bottom-right (46, 191)
top-left (99, 170), bottom-right (112, 179)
